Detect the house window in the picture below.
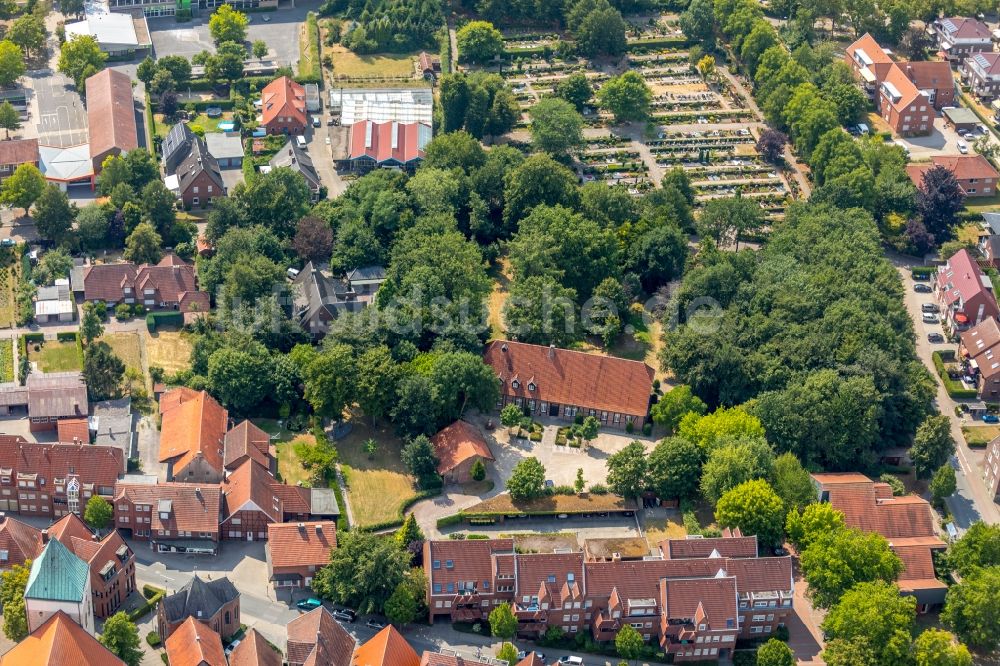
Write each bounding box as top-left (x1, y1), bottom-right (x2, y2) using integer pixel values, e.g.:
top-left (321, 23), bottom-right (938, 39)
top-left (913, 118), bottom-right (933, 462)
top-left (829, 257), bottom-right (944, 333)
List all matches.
top-left (512, 380), bottom-right (520, 389)
top-left (193, 197), bottom-right (200, 206)
top-left (193, 187), bottom-right (199, 194)
top-left (208, 186), bottom-right (213, 193)
top-left (527, 382), bottom-right (535, 391)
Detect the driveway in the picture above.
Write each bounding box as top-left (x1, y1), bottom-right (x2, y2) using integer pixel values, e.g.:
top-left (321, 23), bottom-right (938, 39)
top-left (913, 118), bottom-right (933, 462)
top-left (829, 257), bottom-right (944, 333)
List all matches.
top-left (897, 263), bottom-right (1000, 530)
top-left (893, 115), bottom-right (974, 159)
top-left (136, 415), bottom-right (165, 480)
top-left (307, 124), bottom-right (348, 197)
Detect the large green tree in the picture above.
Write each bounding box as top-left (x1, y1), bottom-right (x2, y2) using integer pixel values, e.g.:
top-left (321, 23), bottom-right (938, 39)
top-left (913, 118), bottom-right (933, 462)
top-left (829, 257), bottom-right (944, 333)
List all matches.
top-left (821, 581), bottom-right (916, 666)
top-left (507, 457), bottom-right (546, 501)
top-left (942, 565), bottom-right (1000, 651)
top-left (646, 437), bottom-right (702, 501)
top-left (84, 495), bottom-right (113, 532)
top-left (99, 612), bottom-right (143, 666)
top-left (456, 20), bottom-right (504, 63)
top-left (800, 528), bottom-right (903, 608)
top-left (910, 414), bottom-right (955, 479)
top-left (0, 561), bottom-right (30, 641)
top-left (208, 4), bottom-right (248, 44)
top-left (57, 35), bottom-right (106, 90)
top-left (947, 522), bottom-right (1000, 577)
top-left (714, 479), bottom-right (784, 546)
top-left (757, 638), bottom-right (795, 666)
top-left (913, 629), bottom-right (973, 666)
top-left (651, 385), bottom-right (707, 433)
top-left (529, 98), bottom-right (585, 156)
top-left (123, 222), bottom-right (162, 265)
top-left (0, 100), bottom-right (20, 139)
top-left (785, 502), bottom-right (845, 551)
top-left (597, 71), bottom-right (652, 123)
top-left (3, 163), bottom-right (44, 214)
top-left (700, 437), bottom-right (774, 505)
top-left (32, 184), bottom-right (75, 244)
top-left (606, 441), bottom-right (648, 498)
top-left (207, 346), bottom-right (272, 413)
top-left (83, 341), bottom-right (125, 401)
top-left (0, 39), bottom-right (24, 88)
top-left (313, 530), bottom-right (411, 614)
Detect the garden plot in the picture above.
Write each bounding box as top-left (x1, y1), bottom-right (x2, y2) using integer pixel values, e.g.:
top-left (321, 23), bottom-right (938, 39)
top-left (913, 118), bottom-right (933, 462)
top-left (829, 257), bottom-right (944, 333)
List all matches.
top-left (576, 148), bottom-right (652, 191)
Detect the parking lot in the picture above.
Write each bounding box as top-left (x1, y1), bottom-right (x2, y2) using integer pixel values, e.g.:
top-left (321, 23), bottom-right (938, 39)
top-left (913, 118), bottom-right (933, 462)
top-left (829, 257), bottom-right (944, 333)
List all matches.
top-left (147, 0), bottom-right (320, 65)
top-left (24, 69), bottom-right (88, 147)
top-left (893, 115), bottom-right (982, 159)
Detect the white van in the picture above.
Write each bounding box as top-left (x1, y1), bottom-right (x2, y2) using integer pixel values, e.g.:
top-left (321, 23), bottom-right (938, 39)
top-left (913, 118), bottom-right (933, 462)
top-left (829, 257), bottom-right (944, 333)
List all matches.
top-left (296, 135), bottom-right (307, 148)
top-left (557, 658), bottom-right (584, 666)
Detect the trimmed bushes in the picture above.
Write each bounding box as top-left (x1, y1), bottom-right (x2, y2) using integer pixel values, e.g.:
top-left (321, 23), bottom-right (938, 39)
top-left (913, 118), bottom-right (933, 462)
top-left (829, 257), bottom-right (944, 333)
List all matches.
top-left (146, 311), bottom-right (184, 331)
top-left (130, 585), bottom-right (166, 621)
top-left (933, 351), bottom-right (978, 399)
top-left (56, 331), bottom-right (77, 343)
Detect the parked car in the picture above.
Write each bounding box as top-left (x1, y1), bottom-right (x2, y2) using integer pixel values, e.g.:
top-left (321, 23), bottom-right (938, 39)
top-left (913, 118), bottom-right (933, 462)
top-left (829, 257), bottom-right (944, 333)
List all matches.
top-left (296, 598), bottom-right (323, 612)
top-left (922, 312), bottom-right (939, 323)
top-left (928, 332), bottom-right (945, 343)
top-left (312, 116), bottom-right (321, 128)
top-left (922, 303), bottom-right (939, 313)
top-left (262, 14), bottom-right (271, 21)
top-left (983, 414), bottom-right (1000, 423)
top-left (327, 116), bottom-right (336, 126)
top-left (557, 658), bottom-right (584, 666)
top-left (332, 609), bottom-right (357, 622)
top-left (518, 651), bottom-right (545, 662)
top-left (958, 140), bottom-right (969, 154)
top-left (205, 106), bottom-right (223, 118)
top-left (0, 238), bottom-right (14, 248)
top-left (914, 283), bottom-right (932, 293)
top-left (224, 639), bottom-right (241, 657)
top-left (366, 618), bottom-right (387, 630)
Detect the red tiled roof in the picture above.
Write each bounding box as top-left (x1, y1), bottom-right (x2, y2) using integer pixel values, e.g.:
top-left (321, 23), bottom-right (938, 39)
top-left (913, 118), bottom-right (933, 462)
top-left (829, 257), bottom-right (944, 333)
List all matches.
top-left (961, 318), bottom-right (1000, 359)
top-left (483, 340), bottom-right (654, 416)
top-left (85, 68), bottom-right (138, 163)
top-left (420, 654), bottom-right (497, 666)
top-left (224, 420), bottom-right (272, 470)
top-left (902, 61), bottom-right (954, 92)
top-left (724, 556), bottom-right (793, 594)
top-left (84, 255), bottom-right (204, 305)
top-left (881, 63), bottom-right (921, 111)
top-left (267, 521), bottom-right (336, 573)
top-left (0, 436), bottom-right (123, 490)
top-left (515, 552), bottom-right (585, 605)
top-left (286, 607), bottom-right (355, 666)
top-left (935, 249), bottom-right (999, 316)
top-left (0, 610), bottom-right (125, 666)
top-left (46, 513), bottom-right (94, 544)
top-left (661, 576), bottom-right (738, 629)
top-left (585, 558), bottom-right (721, 600)
top-left (229, 629), bottom-right (282, 666)
top-left (261, 76), bottom-right (307, 129)
top-left (516, 654), bottom-right (545, 666)
top-left (846, 33), bottom-right (894, 66)
top-left (223, 459), bottom-right (307, 522)
top-left (431, 421), bottom-right (494, 475)
top-left (165, 616), bottom-right (226, 666)
top-left (907, 156), bottom-right (1000, 191)
top-left (661, 533), bottom-right (758, 559)
top-left (0, 514), bottom-right (43, 569)
top-left (426, 539), bottom-right (514, 595)
top-left (352, 626), bottom-right (419, 666)
top-left (114, 482), bottom-right (222, 536)
top-left (969, 51), bottom-right (1000, 74)
top-left (56, 418), bottom-right (89, 445)
top-left (0, 138), bottom-right (38, 167)
top-left (939, 17), bottom-right (991, 40)
top-left (50, 515), bottom-right (133, 592)
top-left (348, 121), bottom-right (429, 165)
top-left (158, 388), bottom-right (228, 476)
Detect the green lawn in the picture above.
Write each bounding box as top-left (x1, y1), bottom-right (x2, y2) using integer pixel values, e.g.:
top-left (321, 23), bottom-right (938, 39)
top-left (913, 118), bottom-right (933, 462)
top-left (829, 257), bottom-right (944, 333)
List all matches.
top-left (0, 249), bottom-right (20, 327)
top-left (337, 418), bottom-right (419, 528)
top-left (28, 340), bottom-right (81, 372)
top-left (153, 113), bottom-right (234, 138)
top-left (275, 434), bottom-right (315, 486)
top-left (0, 339), bottom-right (12, 383)
top-left (962, 425), bottom-right (1000, 447)
top-left (963, 193), bottom-right (1000, 214)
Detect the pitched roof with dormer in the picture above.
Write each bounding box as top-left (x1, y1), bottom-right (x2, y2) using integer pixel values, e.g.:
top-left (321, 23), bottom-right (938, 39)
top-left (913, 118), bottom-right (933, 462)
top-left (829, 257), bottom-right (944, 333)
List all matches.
top-left (267, 521), bottom-right (336, 575)
top-left (113, 481), bottom-right (222, 536)
top-left (261, 76), bottom-right (307, 129)
top-left (286, 606), bottom-right (355, 666)
top-left (224, 420), bottom-right (272, 470)
top-left (0, 514), bottom-right (43, 570)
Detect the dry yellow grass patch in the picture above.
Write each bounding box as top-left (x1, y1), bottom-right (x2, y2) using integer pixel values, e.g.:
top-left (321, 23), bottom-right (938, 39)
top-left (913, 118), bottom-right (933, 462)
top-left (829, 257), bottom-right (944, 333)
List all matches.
top-left (337, 417), bottom-right (419, 528)
top-left (329, 45), bottom-right (417, 79)
top-left (644, 513), bottom-right (687, 550)
top-left (144, 330), bottom-right (193, 376)
top-left (276, 434), bottom-right (316, 487)
top-left (101, 333), bottom-right (142, 373)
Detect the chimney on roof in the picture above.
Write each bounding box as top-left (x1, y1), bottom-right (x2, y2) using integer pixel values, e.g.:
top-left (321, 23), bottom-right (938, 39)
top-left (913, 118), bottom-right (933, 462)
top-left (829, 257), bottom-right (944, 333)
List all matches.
top-left (612, 551), bottom-right (621, 562)
top-left (40, 529), bottom-right (48, 543)
top-left (298, 522), bottom-right (305, 531)
top-left (549, 344), bottom-right (555, 358)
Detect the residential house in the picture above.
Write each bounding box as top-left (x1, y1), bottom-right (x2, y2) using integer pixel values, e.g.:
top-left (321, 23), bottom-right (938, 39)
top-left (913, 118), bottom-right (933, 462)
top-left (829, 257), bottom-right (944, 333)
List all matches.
top-left (0, 513), bottom-right (43, 570)
top-left (220, 459), bottom-right (312, 541)
top-left (24, 538), bottom-right (94, 635)
top-left (906, 155), bottom-right (999, 197)
top-left (934, 17), bottom-right (992, 62)
top-left (811, 473), bottom-right (948, 611)
top-left (0, 139), bottom-right (39, 183)
top-left (291, 262), bottom-right (365, 338)
top-left (963, 51), bottom-right (1000, 99)
top-left (417, 52), bottom-right (441, 79)
top-left (47, 513), bottom-right (136, 619)
top-left (980, 231), bottom-right (1000, 270)
top-left (423, 534), bottom-right (793, 661)
top-left (959, 318), bottom-right (1000, 399)
top-left (483, 340), bottom-right (655, 429)
top-left (268, 141), bottom-right (321, 197)
top-left (266, 521), bottom-right (336, 590)
top-left (0, 610), bottom-right (125, 666)
top-left (260, 76), bottom-right (307, 135)
top-left (0, 435), bottom-right (123, 519)
top-left (286, 606), bottom-right (355, 666)
top-left (223, 420), bottom-right (273, 473)
top-left (82, 254), bottom-right (210, 312)
top-left (515, 655), bottom-right (544, 666)
top-left (335, 120), bottom-right (432, 174)
top-left (162, 123), bottom-right (196, 174)
top-left (85, 68), bottom-right (138, 176)
top-left (34, 279), bottom-right (74, 323)
top-left (228, 629), bottom-right (282, 666)
top-left (430, 420), bottom-right (494, 484)
top-left (158, 388), bottom-right (228, 483)
top-left (164, 616), bottom-right (226, 666)
top-left (113, 481), bottom-right (222, 554)
top-left (352, 626), bottom-right (420, 666)
top-left (204, 132), bottom-right (244, 168)
top-left (901, 61), bottom-right (956, 108)
top-left (935, 248), bottom-right (1000, 331)
top-left (157, 574), bottom-right (240, 640)
top-left (345, 265), bottom-right (386, 301)
top-left (844, 33), bottom-right (938, 136)
top-left (983, 434), bottom-right (1000, 497)
top-left (165, 137), bottom-right (225, 209)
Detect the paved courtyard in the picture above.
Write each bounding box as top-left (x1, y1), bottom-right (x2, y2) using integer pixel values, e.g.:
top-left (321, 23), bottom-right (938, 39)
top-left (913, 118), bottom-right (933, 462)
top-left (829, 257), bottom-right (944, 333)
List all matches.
top-left (24, 69), bottom-right (88, 148)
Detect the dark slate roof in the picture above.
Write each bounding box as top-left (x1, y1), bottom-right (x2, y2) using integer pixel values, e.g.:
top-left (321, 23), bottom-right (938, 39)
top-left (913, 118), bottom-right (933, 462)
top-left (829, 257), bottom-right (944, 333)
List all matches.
top-left (161, 574), bottom-right (239, 623)
top-left (163, 123), bottom-right (195, 174)
top-left (292, 262), bottom-right (363, 329)
top-left (346, 265), bottom-right (386, 283)
top-left (174, 138), bottom-right (225, 196)
top-left (269, 140), bottom-right (320, 191)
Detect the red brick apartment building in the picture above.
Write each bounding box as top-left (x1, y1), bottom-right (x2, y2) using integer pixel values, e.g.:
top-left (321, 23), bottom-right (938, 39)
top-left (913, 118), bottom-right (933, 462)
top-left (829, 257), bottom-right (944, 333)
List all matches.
top-left (812, 473), bottom-right (948, 611)
top-left (83, 255), bottom-right (210, 313)
top-left (424, 531), bottom-right (793, 662)
top-left (260, 76), bottom-right (307, 136)
top-left (266, 521), bottom-right (336, 590)
top-left (845, 33), bottom-right (953, 136)
top-left (47, 513), bottom-right (135, 619)
top-left (907, 155), bottom-right (1000, 198)
top-left (0, 436), bottom-right (123, 519)
top-left (483, 340), bottom-right (654, 430)
top-left (113, 482), bottom-right (222, 555)
top-left (935, 248), bottom-right (1000, 331)
top-left (220, 459), bottom-right (312, 541)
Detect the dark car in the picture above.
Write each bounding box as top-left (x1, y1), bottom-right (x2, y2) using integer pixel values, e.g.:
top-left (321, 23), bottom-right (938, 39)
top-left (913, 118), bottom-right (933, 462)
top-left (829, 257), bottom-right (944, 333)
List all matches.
top-left (914, 283), bottom-right (932, 293)
top-left (366, 618), bottom-right (387, 630)
top-left (296, 598), bottom-right (323, 612)
top-left (927, 333), bottom-right (945, 343)
top-left (332, 609), bottom-right (357, 622)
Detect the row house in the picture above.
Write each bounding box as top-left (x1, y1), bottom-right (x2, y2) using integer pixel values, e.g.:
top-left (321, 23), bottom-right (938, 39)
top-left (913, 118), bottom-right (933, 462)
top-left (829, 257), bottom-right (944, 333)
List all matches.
top-left (220, 459), bottom-right (311, 541)
top-left (157, 574), bottom-right (240, 641)
top-left (959, 318), bottom-right (1000, 400)
top-left (158, 388), bottom-right (229, 484)
top-left (423, 534), bottom-right (793, 662)
top-left (984, 434), bottom-right (1000, 498)
top-left (935, 248), bottom-right (1000, 332)
top-left (906, 155), bottom-right (1000, 198)
top-left (0, 139), bottom-right (39, 184)
top-left (113, 481), bottom-right (222, 555)
top-left (0, 436), bottom-right (122, 519)
top-left (265, 521), bottom-right (336, 590)
top-left (47, 513), bottom-right (135, 619)
top-left (812, 473), bottom-right (948, 611)
top-left (483, 340), bottom-right (654, 430)
top-left (933, 17), bottom-right (992, 62)
top-left (82, 254), bottom-right (210, 313)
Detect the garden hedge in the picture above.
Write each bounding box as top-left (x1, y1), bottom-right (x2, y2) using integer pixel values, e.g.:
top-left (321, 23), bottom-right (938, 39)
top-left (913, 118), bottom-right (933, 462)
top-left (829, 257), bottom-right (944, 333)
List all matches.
top-left (129, 585), bottom-right (166, 621)
top-left (56, 331), bottom-right (77, 342)
top-left (933, 351), bottom-right (978, 399)
top-left (23, 333), bottom-right (43, 343)
top-left (146, 311), bottom-right (184, 331)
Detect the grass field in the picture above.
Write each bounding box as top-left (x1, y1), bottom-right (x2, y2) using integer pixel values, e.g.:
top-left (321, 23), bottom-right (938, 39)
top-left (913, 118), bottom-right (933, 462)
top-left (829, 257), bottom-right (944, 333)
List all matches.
top-left (337, 419), bottom-right (418, 528)
top-left (0, 338), bottom-right (12, 382)
top-left (487, 258), bottom-right (511, 340)
top-left (0, 249), bottom-right (20, 327)
top-left (964, 193), bottom-right (1000, 214)
top-left (153, 113), bottom-right (233, 139)
top-left (643, 512), bottom-right (687, 550)
top-left (144, 330), bottom-right (193, 376)
top-left (28, 340), bottom-right (81, 372)
top-left (962, 424), bottom-right (1000, 447)
top-left (101, 333), bottom-right (142, 373)
top-left (276, 434), bottom-right (315, 486)
top-left (328, 45), bottom-right (416, 78)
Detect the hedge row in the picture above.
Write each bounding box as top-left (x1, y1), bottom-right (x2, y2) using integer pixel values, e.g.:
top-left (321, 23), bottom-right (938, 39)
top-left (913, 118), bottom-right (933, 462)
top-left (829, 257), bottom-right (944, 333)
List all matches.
top-left (933, 351), bottom-right (979, 399)
top-left (299, 12), bottom-right (322, 81)
top-left (129, 585), bottom-right (166, 622)
top-left (359, 488), bottom-right (441, 532)
top-left (56, 331), bottom-right (77, 342)
top-left (626, 37), bottom-right (693, 52)
top-left (146, 311), bottom-right (184, 331)
top-left (436, 514), bottom-right (463, 528)
top-left (23, 332), bottom-right (43, 343)
top-left (311, 423), bottom-right (349, 533)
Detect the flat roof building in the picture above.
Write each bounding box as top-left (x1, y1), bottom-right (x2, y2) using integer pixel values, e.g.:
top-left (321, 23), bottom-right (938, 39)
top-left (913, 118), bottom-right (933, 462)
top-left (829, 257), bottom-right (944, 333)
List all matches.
top-left (328, 88), bottom-right (433, 125)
